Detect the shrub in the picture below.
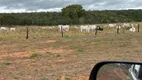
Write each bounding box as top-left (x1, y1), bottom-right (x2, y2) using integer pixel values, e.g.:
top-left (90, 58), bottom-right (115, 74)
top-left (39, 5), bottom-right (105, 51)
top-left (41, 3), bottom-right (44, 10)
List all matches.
top-left (29, 51), bottom-right (39, 58)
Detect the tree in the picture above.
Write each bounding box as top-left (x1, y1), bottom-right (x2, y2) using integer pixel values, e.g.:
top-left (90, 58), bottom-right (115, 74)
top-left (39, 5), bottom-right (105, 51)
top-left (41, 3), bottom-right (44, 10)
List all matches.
top-left (0, 14), bottom-right (18, 26)
top-left (61, 4), bottom-right (85, 23)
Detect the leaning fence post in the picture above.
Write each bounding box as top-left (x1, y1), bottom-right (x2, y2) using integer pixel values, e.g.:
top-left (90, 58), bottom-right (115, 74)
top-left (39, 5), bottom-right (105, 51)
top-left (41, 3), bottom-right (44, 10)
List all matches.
top-left (138, 24), bottom-right (140, 32)
top-left (26, 26), bottom-right (29, 39)
top-left (61, 26), bottom-right (64, 37)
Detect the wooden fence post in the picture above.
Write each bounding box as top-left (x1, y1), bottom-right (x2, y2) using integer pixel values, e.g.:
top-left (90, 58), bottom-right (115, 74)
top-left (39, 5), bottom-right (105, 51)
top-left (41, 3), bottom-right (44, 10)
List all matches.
top-left (95, 28), bottom-right (98, 35)
top-left (61, 26), bottom-right (64, 37)
top-left (117, 26), bottom-right (119, 34)
top-left (138, 24), bottom-right (140, 32)
top-left (26, 26), bottom-right (29, 39)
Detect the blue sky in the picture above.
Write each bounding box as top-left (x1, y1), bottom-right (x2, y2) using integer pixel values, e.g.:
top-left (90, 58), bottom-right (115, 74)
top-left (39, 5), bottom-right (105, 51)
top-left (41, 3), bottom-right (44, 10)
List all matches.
top-left (0, 0), bottom-right (142, 13)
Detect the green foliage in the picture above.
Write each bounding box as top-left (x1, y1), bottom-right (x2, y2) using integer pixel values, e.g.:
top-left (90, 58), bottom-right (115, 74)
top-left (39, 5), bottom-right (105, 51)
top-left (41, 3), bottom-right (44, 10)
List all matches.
top-left (0, 14), bottom-right (19, 26)
top-left (0, 8), bottom-right (142, 25)
top-left (62, 4), bottom-right (85, 19)
top-left (61, 4), bottom-right (85, 24)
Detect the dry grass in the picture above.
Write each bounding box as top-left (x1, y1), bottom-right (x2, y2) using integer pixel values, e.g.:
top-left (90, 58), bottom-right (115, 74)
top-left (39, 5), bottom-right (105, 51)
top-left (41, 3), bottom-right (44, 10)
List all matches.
top-left (0, 22), bottom-right (142, 80)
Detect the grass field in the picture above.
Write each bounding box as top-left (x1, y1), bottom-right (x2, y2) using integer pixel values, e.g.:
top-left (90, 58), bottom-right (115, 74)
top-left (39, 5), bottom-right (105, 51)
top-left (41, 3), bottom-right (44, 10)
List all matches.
top-left (0, 22), bottom-right (142, 80)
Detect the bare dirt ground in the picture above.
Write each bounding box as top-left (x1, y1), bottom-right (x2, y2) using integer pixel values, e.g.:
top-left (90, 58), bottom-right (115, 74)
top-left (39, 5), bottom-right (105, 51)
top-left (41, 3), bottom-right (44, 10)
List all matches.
top-left (0, 23), bottom-right (142, 80)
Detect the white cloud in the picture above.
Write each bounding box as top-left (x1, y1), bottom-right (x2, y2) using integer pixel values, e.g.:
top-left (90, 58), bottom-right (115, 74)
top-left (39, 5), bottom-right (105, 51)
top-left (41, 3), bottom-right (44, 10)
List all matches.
top-left (36, 8), bottom-right (61, 12)
top-left (0, 6), bottom-right (26, 13)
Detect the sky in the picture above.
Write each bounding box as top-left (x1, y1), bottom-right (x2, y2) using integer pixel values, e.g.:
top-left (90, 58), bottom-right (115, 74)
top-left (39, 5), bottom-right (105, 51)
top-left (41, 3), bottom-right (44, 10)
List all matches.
top-left (0, 0), bottom-right (142, 13)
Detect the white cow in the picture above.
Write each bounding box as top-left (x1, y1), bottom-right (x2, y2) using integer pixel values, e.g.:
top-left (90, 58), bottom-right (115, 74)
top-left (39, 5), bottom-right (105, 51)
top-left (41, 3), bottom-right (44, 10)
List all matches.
top-left (89, 25), bottom-right (97, 31)
top-left (80, 25), bottom-right (90, 32)
top-left (129, 27), bottom-right (136, 32)
top-left (0, 27), bottom-right (8, 31)
top-left (116, 25), bottom-right (121, 29)
top-left (121, 23), bottom-right (131, 28)
top-left (41, 26), bottom-right (55, 30)
top-left (58, 25), bottom-right (70, 32)
top-left (131, 23), bottom-right (138, 28)
top-left (10, 28), bottom-right (16, 31)
top-left (108, 24), bottom-right (117, 28)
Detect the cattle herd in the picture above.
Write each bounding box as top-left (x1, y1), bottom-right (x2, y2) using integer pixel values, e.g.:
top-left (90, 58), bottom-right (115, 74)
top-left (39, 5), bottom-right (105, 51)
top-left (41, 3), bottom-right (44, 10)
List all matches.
top-left (0, 23), bottom-right (139, 33)
top-left (106, 23), bottom-right (138, 32)
top-left (0, 27), bottom-right (16, 32)
top-left (57, 23), bottom-right (138, 32)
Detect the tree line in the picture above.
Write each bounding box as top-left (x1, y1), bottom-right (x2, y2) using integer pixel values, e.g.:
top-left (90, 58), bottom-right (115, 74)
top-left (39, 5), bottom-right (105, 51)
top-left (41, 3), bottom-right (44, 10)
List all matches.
top-left (0, 4), bottom-right (142, 26)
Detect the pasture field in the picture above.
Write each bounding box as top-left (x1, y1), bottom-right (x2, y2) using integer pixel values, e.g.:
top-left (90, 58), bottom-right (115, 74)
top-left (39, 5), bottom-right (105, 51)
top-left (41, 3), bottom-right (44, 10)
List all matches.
top-left (0, 22), bottom-right (142, 80)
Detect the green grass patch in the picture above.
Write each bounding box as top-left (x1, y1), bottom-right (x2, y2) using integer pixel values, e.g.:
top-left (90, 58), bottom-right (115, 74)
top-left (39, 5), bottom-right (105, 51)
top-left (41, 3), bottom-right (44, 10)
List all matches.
top-left (40, 77), bottom-right (48, 80)
top-left (29, 51), bottom-right (40, 58)
top-left (0, 61), bottom-right (12, 67)
top-left (77, 49), bottom-right (84, 53)
top-left (56, 54), bottom-right (61, 57)
top-left (69, 44), bottom-right (82, 49)
top-left (65, 77), bottom-right (71, 80)
top-left (63, 35), bottom-right (72, 39)
top-left (2, 61), bottom-right (11, 65)
top-left (94, 39), bottom-right (101, 46)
